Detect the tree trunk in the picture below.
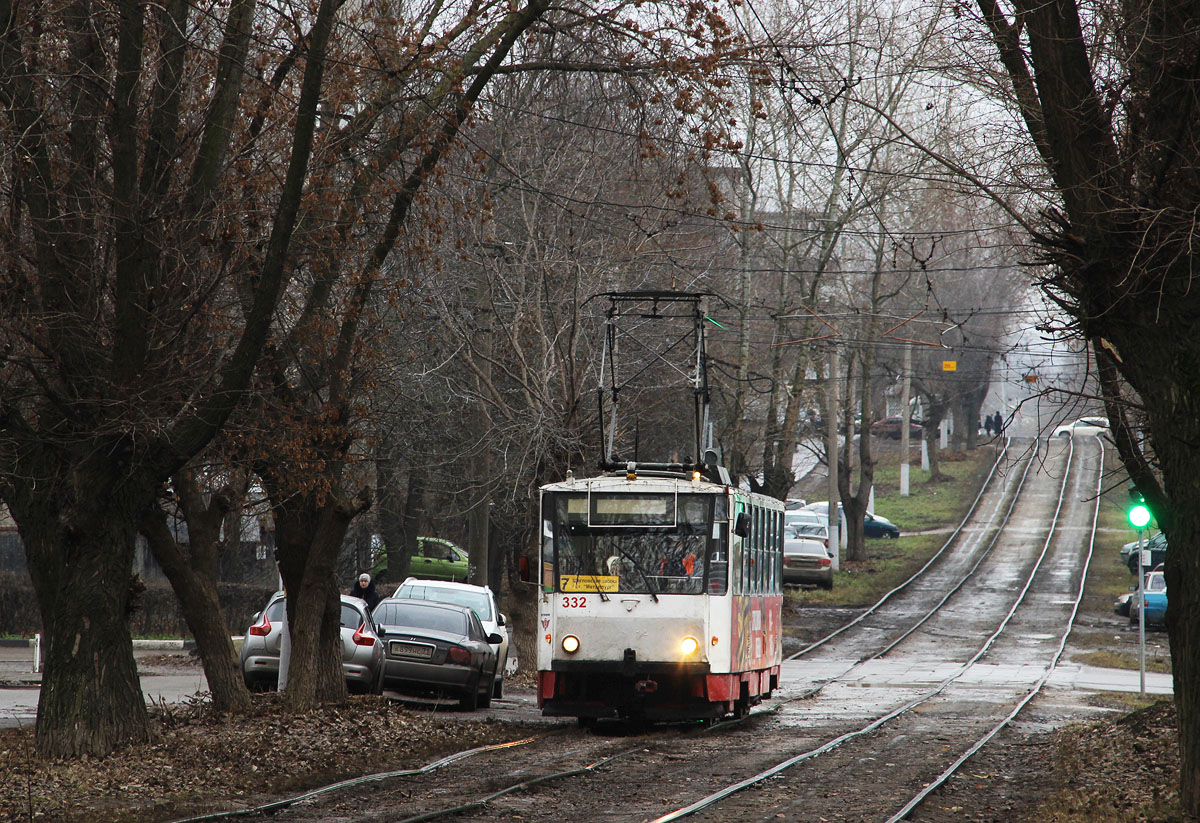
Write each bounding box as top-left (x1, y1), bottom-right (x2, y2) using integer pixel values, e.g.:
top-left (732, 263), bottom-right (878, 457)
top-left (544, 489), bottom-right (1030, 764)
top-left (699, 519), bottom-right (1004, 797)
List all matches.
top-left (921, 398), bottom-right (949, 482)
top-left (388, 466), bottom-right (426, 586)
top-left (11, 475), bottom-right (152, 758)
top-left (1159, 447), bottom-right (1200, 812)
top-left (840, 353), bottom-right (875, 563)
top-left (141, 499), bottom-right (252, 715)
top-left (376, 444), bottom-right (404, 588)
top-left (270, 489), bottom-right (363, 710)
top-left (1099, 335), bottom-right (1200, 810)
top-left (180, 577), bottom-right (251, 712)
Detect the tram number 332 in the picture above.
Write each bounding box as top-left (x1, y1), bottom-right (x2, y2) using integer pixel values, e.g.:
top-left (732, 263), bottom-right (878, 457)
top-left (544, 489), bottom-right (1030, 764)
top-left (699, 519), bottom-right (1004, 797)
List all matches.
top-left (561, 596), bottom-right (588, 608)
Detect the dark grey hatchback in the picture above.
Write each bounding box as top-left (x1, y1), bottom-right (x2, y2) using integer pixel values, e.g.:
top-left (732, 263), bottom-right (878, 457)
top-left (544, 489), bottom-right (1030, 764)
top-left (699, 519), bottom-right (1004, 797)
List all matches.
top-left (372, 598), bottom-right (502, 711)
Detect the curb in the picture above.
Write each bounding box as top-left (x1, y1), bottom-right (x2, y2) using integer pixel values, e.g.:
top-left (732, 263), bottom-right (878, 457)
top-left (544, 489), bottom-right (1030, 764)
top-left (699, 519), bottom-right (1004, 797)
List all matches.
top-left (0, 637), bottom-right (197, 650)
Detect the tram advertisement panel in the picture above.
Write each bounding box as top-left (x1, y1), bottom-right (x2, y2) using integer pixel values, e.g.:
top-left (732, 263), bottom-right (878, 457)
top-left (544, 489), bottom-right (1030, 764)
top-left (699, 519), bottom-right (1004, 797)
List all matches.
top-left (731, 594), bottom-right (782, 670)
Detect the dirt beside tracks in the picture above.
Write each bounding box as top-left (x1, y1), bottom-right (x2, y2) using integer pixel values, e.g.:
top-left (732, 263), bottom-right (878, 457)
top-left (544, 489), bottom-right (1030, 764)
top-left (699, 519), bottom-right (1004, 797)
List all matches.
top-left (0, 617), bottom-right (1186, 823)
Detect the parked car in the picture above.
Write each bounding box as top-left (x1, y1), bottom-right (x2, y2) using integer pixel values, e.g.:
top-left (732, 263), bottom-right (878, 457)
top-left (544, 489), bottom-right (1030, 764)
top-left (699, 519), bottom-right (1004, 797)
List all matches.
top-left (391, 578), bottom-right (510, 698)
top-left (788, 520), bottom-right (829, 543)
top-left (373, 536), bottom-right (470, 584)
top-left (783, 523), bottom-right (833, 589)
top-left (1129, 571), bottom-right (1167, 627)
top-left (871, 416), bottom-right (924, 440)
top-left (1127, 532), bottom-right (1167, 575)
top-left (801, 501), bottom-right (901, 539)
top-left (1114, 591), bottom-right (1132, 618)
top-left (864, 512), bottom-right (900, 539)
top-left (785, 509), bottom-right (825, 532)
top-left (240, 593), bottom-right (384, 693)
top-left (1120, 531), bottom-right (1163, 565)
top-left (372, 598), bottom-right (501, 710)
top-left (1052, 416), bottom-right (1109, 437)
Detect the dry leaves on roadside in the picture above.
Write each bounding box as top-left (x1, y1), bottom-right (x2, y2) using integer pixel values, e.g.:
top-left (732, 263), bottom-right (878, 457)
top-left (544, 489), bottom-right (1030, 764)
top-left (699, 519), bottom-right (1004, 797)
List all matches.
top-left (0, 693), bottom-right (536, 823)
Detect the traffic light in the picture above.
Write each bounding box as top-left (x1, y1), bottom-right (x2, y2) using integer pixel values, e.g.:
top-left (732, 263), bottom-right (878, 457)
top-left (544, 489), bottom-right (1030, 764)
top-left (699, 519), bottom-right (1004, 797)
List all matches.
top-left (1127, 489), bottom-right (1152, 529)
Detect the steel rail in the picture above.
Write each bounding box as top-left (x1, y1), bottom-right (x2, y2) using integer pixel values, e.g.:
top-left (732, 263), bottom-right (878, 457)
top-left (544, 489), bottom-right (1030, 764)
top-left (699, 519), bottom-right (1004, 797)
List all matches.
top-left (787, 436), bottom-right (1016, 659)
top-left (775, 438), bottom-right (1039, 705)
top-left (647, 435), bottom-right (1097, 823)
top-left (164, 736), bottom-right (550, 822)
top-left (198, 438), bottom-right (1093, 823)
top-left (882, 437), bottom-right (1103, 822)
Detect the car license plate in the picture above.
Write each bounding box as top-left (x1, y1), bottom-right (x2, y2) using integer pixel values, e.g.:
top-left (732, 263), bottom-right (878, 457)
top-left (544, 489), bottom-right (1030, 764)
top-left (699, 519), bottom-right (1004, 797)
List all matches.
top-left (391, 641), bottom-right (433, 659)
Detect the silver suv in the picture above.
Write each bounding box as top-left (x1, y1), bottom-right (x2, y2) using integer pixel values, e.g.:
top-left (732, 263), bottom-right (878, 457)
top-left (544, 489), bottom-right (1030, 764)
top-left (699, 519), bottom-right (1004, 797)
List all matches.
top-left (240, 592), bottom-right (385, 693)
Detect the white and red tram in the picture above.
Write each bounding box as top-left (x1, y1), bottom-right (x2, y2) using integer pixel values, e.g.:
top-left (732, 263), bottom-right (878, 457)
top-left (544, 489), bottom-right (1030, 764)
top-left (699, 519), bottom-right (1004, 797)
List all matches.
top-left (536, 466), bottom-right (784, 722)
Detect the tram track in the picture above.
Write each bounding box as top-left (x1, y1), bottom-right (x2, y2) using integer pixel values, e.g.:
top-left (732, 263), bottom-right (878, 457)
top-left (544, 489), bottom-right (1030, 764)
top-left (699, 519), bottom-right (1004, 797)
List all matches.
top-left (784, 435), bottom-right (1038, 684)
top-left (649, 435), bottom-right (1105, 822)
top-left (172, 436), bottom-right (1106, 823)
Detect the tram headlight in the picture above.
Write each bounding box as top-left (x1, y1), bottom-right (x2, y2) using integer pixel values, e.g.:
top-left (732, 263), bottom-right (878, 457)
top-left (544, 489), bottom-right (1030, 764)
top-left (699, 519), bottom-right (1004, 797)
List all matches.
top-left (561, 635), bottom-right (580, 654)
top-left (679, 636), bottom-right (700, 657)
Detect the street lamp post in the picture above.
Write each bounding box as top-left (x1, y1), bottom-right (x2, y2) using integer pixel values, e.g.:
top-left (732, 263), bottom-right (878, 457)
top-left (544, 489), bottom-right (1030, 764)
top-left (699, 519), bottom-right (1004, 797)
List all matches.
top-left (1128, 497), bottom-right (1152, 695)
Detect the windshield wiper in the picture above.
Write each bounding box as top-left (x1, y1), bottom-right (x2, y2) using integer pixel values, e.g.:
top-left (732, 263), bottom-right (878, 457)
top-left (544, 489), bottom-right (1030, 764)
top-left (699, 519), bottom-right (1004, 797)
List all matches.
top-left (619, 550), bottom-right (658, 602)
top-left (583, 574), bottom-right (609, 601)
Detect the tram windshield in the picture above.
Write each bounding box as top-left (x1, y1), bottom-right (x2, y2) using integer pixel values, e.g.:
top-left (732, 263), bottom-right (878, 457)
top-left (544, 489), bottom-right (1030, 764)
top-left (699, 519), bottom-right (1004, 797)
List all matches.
top-left (542, 491), bottom-right (728, 595)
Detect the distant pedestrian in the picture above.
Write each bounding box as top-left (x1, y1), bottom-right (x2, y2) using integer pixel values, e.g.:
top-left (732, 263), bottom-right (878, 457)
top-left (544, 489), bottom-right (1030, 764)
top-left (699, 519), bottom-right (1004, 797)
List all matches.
top-left (992, 411), bottom-right (1003, 435)
top-left (984, 415), bottom-right (993, 436)
top-left (350, 573), bottom-right (380, 611)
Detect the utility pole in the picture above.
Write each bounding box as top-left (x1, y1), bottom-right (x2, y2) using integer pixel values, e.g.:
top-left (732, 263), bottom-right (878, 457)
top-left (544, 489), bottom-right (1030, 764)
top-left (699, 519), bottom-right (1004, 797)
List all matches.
top-left (825, 348), bottom-right (841, 569)
top-left (900, 343), bottom-right (912, 496)
top-left (468, 244), bottom-right (505, 588)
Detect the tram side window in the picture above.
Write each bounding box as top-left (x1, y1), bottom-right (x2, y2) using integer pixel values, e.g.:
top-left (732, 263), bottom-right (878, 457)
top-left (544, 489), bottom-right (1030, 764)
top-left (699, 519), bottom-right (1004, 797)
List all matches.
top-left (753, 505), bottom-right (763, 594)
top-left (749, 505), bottom-right (757, 594)
top-left (734, 499), bottom-right (744, 597)
top-left (750, 505), bottom-right (759, 593)
top-left (760, 506), bottom-right (768, 593)
top-left (708, 525), bottom-right (728, 595)
top-left (761, 506), bottom-right (768, 593)
top-left (541, 496), bottom-right (555, 592)
top-left (732, 509), bottom-right (743, 595)
top-left (764, 508), bottom-right (773, 593)
top-left (708, 496), bottom-right (729, 596)
top-left (770, 509), bottom-right (780, 593)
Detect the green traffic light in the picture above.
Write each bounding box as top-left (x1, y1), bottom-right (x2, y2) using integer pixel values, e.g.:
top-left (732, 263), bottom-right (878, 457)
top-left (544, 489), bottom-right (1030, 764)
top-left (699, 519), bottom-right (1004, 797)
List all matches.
top-left (1128, 503), bottom-right (1152, 529)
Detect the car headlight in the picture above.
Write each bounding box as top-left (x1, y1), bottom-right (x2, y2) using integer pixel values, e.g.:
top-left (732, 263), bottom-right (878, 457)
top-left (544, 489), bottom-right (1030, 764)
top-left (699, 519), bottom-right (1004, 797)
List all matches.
top-left (679, 636), bottom-right (700, 657)
top-left (561, 635), bottom-right (580, 654)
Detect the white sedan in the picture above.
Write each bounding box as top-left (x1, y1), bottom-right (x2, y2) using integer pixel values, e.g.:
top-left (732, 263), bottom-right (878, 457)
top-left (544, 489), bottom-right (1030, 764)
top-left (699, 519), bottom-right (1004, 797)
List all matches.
top-left (1052, 416), bottom-right (1109, 437)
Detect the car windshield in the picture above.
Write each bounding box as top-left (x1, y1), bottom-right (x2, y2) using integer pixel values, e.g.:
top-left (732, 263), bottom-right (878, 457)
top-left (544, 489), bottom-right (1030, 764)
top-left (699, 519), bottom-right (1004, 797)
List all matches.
top-left (1147, 575), bottom-right (1166, 592)
top-left (375, 602), bottom-right (467, 634)
top-left (790, 524), bottom-right (826, 538)
top-left (396, 585), bottom-right (493, 622)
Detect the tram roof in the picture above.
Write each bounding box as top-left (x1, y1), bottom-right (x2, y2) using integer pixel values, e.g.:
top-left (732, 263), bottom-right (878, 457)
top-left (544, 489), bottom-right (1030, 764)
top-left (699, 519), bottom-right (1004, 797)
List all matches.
top-left (539, 472), bottom-right (783, 506)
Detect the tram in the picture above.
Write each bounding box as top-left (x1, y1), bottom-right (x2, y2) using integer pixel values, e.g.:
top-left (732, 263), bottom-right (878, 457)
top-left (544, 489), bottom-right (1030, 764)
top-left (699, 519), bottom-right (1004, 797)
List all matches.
top-left (536, 464), bottom-right (784, 722)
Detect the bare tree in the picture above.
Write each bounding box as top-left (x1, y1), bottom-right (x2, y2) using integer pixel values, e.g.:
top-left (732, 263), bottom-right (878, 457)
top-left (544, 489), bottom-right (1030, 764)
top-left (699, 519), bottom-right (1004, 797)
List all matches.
top-left (2, 0), bottom-right (730, 751)
top-left (953, 0), bottom-right (1200, 809)
top-left (0, 0), bottom-right (340, 756)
